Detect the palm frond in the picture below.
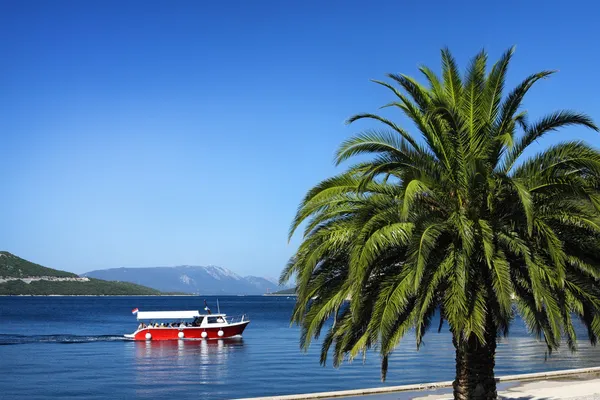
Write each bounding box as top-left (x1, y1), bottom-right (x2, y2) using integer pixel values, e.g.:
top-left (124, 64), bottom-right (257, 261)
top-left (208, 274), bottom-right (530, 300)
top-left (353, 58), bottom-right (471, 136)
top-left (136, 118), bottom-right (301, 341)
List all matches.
top-left (288, 47), bottom-right (600, 382)
top-left (503, 111), bottom-right (599, 173)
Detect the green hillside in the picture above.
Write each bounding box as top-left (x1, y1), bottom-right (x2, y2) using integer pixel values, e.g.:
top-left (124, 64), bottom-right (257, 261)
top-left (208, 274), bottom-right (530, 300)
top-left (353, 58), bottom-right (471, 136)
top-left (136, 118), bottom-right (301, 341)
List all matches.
top-left (0, 278), bottom-right (162, 295)
top-left (268, 287), bottom-right (297, 295)
top-left (0, 251), bottom-right (77, 278)
top-left (0, 252), bottom-right (162, 295)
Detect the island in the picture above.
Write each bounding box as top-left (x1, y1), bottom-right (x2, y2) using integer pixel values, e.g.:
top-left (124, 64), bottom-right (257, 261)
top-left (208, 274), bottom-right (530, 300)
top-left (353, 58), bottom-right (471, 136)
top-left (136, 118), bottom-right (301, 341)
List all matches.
top-left (0, 251), bottom-right (163, 295)
top-left (264, 287), bottom-right (297, 296)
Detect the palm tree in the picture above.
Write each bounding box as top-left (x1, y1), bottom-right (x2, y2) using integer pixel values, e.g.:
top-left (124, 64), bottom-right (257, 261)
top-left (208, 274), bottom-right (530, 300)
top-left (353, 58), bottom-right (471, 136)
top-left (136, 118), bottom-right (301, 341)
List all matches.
top-left (282, 48), bottom-right (600, 400)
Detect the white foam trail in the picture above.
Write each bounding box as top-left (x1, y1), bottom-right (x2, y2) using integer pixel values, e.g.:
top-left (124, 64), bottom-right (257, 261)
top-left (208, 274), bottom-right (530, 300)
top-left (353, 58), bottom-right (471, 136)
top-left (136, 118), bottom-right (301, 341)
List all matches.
top-left (0, 334), bottom-right (129, 345)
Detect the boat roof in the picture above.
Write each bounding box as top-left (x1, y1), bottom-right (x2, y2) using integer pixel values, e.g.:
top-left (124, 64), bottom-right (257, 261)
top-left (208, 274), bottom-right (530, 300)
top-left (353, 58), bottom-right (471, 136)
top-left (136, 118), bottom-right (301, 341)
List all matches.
top-left (136, 311), bottom-right (225, 320)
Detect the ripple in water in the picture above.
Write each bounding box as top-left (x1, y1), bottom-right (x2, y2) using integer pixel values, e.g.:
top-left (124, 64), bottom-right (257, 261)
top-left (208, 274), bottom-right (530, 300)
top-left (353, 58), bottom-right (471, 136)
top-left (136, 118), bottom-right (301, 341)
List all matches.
top-left (0, 333), bottom-right (129, 345)
top-left (2, 296), bottom-right (600, 399)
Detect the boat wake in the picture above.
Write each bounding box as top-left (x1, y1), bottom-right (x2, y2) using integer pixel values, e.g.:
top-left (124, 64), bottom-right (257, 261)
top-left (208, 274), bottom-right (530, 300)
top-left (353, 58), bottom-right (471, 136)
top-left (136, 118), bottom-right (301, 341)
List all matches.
top-left (0, 334), bottom-right (129, 345)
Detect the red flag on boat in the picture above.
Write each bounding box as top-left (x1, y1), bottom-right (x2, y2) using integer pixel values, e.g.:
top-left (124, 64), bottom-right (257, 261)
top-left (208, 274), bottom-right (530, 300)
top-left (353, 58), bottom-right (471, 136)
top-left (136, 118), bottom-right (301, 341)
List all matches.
top-left (132, 308), bottom-right (139, 314)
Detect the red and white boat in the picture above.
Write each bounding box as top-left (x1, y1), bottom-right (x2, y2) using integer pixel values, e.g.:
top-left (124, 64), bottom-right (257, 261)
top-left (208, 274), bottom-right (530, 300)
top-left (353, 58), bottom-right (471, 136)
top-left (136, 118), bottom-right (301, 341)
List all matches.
top-left (125, 305), bottom-right (249, 341)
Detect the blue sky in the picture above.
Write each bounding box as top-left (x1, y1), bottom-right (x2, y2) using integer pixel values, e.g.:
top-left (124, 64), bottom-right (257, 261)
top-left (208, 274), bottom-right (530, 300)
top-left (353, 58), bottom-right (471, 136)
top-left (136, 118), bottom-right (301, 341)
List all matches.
top-left (1, 0), bottom-right (599, 277)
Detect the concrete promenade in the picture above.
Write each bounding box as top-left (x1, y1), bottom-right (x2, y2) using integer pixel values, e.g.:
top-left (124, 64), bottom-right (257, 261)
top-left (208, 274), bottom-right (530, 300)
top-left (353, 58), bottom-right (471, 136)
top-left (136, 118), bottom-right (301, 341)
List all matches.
top-left (235, 366), bottom-right (600, 400)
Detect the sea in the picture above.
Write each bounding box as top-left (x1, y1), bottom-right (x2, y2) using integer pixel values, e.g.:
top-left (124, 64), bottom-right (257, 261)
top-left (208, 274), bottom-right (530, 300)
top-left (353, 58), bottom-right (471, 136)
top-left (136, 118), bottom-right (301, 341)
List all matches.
top-left (1, 296), bottom-right (600, 400)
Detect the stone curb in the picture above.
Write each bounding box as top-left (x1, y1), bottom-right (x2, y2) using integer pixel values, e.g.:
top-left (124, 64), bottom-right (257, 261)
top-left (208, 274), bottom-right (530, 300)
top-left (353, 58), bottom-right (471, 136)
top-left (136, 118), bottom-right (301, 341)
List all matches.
top-left (235, 366), bottom-right (600, 400)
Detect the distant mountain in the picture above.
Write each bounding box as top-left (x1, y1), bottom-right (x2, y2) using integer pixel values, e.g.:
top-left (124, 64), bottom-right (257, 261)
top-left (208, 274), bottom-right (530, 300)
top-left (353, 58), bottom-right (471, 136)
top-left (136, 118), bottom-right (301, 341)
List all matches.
top-left (0, 252), bottom-right (162, 295)
top-left (83, 265), bottom-right (289, 295)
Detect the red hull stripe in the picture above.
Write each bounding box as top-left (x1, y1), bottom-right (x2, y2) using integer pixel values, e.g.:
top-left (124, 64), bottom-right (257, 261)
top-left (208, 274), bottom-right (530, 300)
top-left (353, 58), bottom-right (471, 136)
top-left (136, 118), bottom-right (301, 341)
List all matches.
top-left (132, 321), bottom-right (249, 341)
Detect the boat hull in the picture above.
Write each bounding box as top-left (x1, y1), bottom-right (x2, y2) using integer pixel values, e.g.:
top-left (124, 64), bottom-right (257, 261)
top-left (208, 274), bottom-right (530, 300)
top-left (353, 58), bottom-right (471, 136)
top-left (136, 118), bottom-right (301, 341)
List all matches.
top-left (128, 321), bottom-right (249, 341)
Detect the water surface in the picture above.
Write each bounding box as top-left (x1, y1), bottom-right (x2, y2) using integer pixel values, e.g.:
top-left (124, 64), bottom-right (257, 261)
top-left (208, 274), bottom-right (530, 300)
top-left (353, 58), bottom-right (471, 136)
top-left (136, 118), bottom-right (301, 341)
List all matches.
top-left (1, 296), bottom-right (599, 399)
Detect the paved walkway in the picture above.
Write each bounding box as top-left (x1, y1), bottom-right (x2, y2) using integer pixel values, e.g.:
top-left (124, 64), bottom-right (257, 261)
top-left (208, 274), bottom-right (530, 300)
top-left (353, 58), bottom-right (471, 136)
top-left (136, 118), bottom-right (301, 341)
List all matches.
top-left (236, 368), bottom-right (600, 400)
top-left (411, 378), bottom-right (600, 400)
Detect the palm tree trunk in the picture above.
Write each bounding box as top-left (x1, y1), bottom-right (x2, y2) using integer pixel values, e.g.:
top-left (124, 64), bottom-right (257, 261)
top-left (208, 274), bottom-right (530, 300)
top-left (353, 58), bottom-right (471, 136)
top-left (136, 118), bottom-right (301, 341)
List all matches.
top-left (452, 323), bottom-right (497, 400)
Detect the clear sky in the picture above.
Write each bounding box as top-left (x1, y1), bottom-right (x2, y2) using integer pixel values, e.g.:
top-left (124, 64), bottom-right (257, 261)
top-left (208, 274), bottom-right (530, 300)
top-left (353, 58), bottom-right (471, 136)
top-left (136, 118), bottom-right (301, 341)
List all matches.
top-left (1, 0), bottom-right (599, 277)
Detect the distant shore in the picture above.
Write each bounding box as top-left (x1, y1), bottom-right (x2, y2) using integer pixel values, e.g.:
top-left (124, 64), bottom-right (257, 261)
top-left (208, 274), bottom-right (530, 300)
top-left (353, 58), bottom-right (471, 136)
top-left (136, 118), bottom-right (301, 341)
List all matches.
top-left (0, 294), bottom-right (191, 297)
top-left (0, 294), bottom-right (266, 297)
top-left (263, 293), bottom-right (297, 297)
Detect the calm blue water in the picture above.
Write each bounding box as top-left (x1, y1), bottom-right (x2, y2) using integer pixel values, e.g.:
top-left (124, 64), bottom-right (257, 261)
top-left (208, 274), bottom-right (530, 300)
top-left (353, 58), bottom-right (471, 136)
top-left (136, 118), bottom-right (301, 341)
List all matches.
top-left (1, 296), bottom-right (599, 399)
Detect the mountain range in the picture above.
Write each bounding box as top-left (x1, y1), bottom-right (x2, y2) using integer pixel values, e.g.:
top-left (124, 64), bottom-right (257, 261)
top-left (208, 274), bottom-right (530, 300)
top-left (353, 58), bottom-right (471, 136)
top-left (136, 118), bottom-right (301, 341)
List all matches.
top-left (83, 265), bottom-right (289, 295)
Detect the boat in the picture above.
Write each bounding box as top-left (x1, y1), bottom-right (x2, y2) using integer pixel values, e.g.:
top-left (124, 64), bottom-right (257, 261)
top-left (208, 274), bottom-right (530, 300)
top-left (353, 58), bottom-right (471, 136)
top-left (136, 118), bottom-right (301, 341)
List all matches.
top-left (124, 302), bottom-right (249, 341)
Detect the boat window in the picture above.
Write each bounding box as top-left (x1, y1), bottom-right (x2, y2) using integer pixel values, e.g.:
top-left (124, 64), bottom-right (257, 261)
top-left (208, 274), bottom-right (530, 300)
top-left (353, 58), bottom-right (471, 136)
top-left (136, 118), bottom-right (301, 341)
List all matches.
top-left (207, 316), bottom-right (224, 324)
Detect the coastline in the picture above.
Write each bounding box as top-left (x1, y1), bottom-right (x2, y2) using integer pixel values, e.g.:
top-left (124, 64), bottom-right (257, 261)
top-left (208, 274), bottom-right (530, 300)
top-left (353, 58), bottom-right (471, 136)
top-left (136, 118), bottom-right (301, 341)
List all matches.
top-left (0, 294), bottom-right (196, 297)
top-left (235, 366), bottom-right (600, 400)
top-left (0, 294), bottom-right (260, 297)
top-left (263, 294), bottom-right (297, 297)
